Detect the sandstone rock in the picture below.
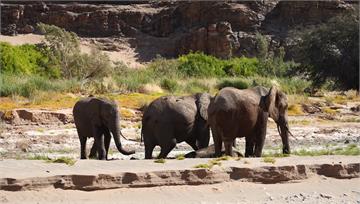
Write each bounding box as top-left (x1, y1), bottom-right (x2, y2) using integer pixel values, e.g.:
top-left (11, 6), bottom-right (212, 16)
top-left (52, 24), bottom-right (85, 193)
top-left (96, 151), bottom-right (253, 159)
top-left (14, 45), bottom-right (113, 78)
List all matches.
top-left (0, 1), bottom-right (355, 59)
top-left (1, 109), bottom-right (73, 125)
top-left (302, 104), bottom-right (322, 114)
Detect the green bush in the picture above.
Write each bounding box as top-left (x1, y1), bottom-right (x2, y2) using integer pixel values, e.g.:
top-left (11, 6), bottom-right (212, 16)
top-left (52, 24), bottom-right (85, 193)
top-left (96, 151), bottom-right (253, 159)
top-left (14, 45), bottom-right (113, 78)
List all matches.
top-left (147, 57), bottom-right (181, 79)
top-left (113, 64), bottom-right (154, 92)
top-left (160, 78), bottom-right (179, 93)
top-left (38, 23), bottom-right (113, 80)
top-left (294, 11), bottom-right (359, 90)
top-left (0, 42), bottom-right (60, 78)
top-left (217, 78), bottom-right (250, 90)
top-left (0, 74), bottom-right (79, 97)
top-left (184, 80), bottom-right (211, 93)
top-left (223, 57), bottom-right (259, 77)
top-left (178, 52), bottom-right (225, 77)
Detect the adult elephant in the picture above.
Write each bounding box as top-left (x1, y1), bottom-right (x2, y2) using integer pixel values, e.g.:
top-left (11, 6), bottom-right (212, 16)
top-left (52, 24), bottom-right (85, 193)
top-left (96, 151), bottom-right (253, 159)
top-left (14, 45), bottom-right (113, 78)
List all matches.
top-left (73, 97), bottom-right (135, 160)
top-left (142, 93), bottom-right (212, 159)
top-left (208, 86), bottom-right (291, 157)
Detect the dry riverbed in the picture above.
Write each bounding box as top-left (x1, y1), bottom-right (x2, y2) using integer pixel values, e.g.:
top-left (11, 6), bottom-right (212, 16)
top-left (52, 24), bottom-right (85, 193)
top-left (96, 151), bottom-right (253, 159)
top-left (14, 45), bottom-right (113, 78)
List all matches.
top-left (0, 94), bottom-right (360, 203)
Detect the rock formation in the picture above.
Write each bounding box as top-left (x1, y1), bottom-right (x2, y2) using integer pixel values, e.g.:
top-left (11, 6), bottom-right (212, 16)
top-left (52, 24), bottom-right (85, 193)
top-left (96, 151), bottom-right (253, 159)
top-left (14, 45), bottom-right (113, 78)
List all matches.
top-left (1, 1), bottom-right (357, 60)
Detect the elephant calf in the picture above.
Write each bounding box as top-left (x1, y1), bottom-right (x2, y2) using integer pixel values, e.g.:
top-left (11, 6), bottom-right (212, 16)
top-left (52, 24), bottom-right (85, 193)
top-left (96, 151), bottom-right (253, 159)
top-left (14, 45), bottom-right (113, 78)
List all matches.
top-left (142, 93), bottom-right (212, 159)
top-left (208, 86), bottom-right (292, 157)
top-left (73, 97), bottom-right (135, 160)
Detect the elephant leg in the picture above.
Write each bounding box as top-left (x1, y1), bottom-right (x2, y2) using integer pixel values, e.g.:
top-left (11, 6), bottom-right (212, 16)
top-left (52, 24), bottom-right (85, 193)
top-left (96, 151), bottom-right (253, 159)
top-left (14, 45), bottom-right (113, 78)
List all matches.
top-left (104, 128), bottom-right (111, 160)
top-left (79, 136), bottom-right (87, 159)
top-left (245, 136), bottom-right (255, 157)
top-left (158, 139), bottom-right (176, 159)
top-left (185, 137), bottom-right (198, 151)
top-left (145, 142), bottom-right (156, 159)
top-left (224, 140), bottom-right (233, 156)
top-left (93, 127), bottom-right (106, 160)
top-left (212, 128), bottom-right (223, 157)
top-left (89, 140), bottom-right (97, 159)
top-left (254, 113), bottom-right (268, 157)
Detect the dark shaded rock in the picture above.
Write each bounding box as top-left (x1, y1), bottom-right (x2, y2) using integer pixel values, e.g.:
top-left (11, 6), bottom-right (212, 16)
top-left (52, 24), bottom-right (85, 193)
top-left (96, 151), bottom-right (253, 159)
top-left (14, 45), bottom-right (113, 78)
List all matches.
top-left (0, 1), bottom-right (355, 59)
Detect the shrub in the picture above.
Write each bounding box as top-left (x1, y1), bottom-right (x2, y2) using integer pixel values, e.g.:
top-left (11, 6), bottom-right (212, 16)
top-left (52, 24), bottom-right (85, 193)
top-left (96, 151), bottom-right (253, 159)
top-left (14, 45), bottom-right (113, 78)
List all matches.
top-left (178, 52), bottom-right (225, 77)
top-left (38, 23), bottom-right (113, 80)
top-left (147, 56), bottom-right (181, 79)
top-left (0, 42), bottom-right (60, 78)
top-left (0, 74), bottom-right (80, 97)
top-left (184, 80), bottom-right (211, 93)
top-left (113, 67), bottom-right (153, 93)
top-left (160, 78), bottom-right (179, 93)
top-left (223, 57), bottom-right (259, 77)
top-left (217, 78), bottom-right (250, 90)
top-left (294, 11), bottom-right (359, 90)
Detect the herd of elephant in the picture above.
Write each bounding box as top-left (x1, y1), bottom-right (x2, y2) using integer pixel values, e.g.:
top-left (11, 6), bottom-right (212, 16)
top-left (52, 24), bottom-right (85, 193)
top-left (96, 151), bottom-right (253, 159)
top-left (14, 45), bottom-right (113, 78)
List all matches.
top-left (73, 86), bottom-right (292, 160)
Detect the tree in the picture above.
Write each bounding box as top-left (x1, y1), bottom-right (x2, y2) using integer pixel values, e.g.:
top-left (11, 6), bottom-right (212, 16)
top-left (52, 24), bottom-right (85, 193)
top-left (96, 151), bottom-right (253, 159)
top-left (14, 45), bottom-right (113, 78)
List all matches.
top-left (294, 11), bottom-right (359, 90)
top-left (37, 23), bottom-right (113, 80)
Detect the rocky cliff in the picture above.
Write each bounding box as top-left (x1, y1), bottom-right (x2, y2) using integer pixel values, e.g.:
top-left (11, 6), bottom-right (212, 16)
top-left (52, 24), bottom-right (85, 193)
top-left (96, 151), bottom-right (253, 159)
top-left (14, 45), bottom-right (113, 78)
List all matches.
top-left (1, 1), bottom-right (357, 60)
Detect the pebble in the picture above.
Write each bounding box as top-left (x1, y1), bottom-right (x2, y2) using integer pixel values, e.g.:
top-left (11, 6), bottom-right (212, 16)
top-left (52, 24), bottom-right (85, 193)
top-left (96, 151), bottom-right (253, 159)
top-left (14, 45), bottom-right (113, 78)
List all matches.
top-left (320, 193), bottom-right (332, 199)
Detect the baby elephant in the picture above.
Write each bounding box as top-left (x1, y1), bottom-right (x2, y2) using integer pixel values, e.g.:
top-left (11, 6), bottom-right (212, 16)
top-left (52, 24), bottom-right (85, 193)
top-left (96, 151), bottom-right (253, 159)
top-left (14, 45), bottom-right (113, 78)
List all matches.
top-left (142, 93), bottom-right (212, 159)
top-left (73, 97), bottom-right (135, 160)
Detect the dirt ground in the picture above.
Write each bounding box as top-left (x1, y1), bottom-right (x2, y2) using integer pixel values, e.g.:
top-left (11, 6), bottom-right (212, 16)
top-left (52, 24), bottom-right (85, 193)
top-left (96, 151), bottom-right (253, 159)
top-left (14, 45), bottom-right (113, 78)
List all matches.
top-left (0, 177), bottom-right (359, 204)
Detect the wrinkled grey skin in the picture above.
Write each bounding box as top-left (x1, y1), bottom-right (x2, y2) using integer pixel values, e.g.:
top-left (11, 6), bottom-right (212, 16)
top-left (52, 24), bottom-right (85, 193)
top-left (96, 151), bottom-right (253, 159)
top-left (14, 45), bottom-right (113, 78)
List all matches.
top-left (208, 86), bottom-right (291, 157)
top-left (73, 97), bottom-right (135, 160)
top-left (142, 93), bottom-right (212, 159)
top-left (184, 144), bottom-right (243, 158)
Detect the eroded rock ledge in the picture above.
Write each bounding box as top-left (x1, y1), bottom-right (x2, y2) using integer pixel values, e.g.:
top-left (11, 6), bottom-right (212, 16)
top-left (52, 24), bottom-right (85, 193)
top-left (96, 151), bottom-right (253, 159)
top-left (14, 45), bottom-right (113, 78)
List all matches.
top-left (1, 162), bottom-right (358, 191)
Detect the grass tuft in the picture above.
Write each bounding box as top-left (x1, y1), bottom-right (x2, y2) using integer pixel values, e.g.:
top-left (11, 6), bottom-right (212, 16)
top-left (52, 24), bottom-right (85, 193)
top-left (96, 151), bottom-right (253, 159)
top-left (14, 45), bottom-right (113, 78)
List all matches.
top-left (262, 157), bottom-right (276, 164)
top-left (175, 154), bottom-right (185, 160)
top-left (154, 158), bottom-right (166, 164)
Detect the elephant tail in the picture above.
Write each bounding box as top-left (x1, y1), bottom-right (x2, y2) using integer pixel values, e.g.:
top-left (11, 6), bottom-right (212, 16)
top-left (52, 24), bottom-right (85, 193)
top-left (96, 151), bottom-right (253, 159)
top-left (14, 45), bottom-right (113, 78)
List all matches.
top-left (119, 130), bottom-right (138, 142)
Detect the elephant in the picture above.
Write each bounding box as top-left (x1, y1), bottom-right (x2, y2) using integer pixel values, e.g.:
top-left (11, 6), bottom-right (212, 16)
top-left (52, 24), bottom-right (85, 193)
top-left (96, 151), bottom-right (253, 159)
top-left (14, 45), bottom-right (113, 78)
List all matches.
top-left (184, 144), bottom-right (243, 158)
top-left (208, 86), bottom-right (292, 157)
top-left (73, 97), bottom-right (135, 160)
top-left (141, 93), bottom-right (212, 159)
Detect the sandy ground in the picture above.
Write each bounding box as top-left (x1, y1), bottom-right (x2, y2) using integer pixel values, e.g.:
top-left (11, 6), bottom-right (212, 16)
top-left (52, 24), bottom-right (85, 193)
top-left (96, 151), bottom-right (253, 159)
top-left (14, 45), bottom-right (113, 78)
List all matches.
top-left (1, 177), bottom-right (359, 204)
top-left (0, 34), bottom-right (143, 68)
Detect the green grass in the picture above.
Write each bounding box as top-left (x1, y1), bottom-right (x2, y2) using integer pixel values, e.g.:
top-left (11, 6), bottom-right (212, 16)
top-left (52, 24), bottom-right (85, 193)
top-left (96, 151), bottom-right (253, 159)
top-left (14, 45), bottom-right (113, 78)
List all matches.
top-left (213, 155), bottom-right (231, 161)
top-left (48, 157), bottom-right (76, 166)
top-left (263, 144), bottom-right (360, 157)
top-left (193, 163), bottom-right (212, 169)
top-left (24, 154), bottom-right (76, 166)
top-left (154, 158), bottom-right (166, 163)
top-left (217, 78), bottom-right (249, 90)
top-left (25, 154), bottom-right (76, 166)
top-left (293, 144), bottom-right (360, 156)
top-left (26, 154), bottom-right (51, 161)
top-left (262, 157), bottom-right (276, 164)
top-left (194, 158), bottom-right (224, 169)
top-left (175, 154), bottom-right (185, 160)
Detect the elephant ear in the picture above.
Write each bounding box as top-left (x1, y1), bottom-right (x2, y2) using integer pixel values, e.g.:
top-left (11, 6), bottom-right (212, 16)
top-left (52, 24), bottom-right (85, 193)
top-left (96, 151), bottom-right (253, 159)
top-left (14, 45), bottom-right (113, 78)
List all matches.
top-left (195, 93), bottom-right (212, 121)
top-left (264, 86), bottom-right (277, 117)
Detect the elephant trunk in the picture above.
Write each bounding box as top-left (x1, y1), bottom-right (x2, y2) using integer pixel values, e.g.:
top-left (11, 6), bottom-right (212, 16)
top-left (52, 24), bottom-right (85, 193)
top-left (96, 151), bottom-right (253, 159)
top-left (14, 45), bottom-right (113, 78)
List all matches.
top-left (277, 117), bottom-right (291, 154)
top-left (110, 119), bottom-right (135, 155)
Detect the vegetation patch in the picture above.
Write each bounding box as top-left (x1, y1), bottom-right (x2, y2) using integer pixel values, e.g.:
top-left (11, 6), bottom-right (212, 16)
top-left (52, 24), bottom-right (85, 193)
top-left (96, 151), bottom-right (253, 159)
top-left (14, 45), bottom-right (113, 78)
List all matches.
top-left (175, 154), bottom-right (185, 160)
top-left (48, 157), bottom-right (76, 166)
top-left (193, 163), bottom-right (212, 169)
top-left (217, 78), bottom-right (250, 90)
top-left (120, 108), bottom-right (135, 120)
top-left (262, 157), bottom-right (276, 164)
top-left (288, 104), bottom-right (304, 116)
top-left (322, 107), bottom-right (338, 115)
top-left (154, 158), bottom-right (166, 164)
